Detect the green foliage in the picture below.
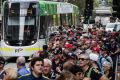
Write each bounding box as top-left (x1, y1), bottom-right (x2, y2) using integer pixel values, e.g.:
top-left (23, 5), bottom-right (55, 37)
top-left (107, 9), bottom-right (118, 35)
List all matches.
top-left (105, 0), bottom-right (112, 6)
top-left (94, 0), bottom-right (99, 8)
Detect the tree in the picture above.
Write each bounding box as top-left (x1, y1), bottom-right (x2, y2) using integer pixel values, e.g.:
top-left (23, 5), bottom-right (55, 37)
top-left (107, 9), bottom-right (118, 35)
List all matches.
top-left (105, 0), bottom-right (112, 6)
top-left (94, 0), bottom-right (99, 7)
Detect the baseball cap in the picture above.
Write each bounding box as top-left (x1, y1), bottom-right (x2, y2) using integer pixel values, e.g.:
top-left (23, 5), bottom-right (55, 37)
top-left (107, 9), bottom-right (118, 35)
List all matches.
top-left (65, 44), bottom-right (73, 49)
top-left (0, 57), bottom-right (5, 64)
top-left (92, 47), bottom-right (100, 53)
top-left (67, 53), bottom-right (76, 59)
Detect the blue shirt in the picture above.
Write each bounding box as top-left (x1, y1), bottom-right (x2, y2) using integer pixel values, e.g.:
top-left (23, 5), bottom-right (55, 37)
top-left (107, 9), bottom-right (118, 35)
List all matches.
top-left (18, 66), bottom-right (30, 77)
top-left (97, 55), bottom-right (106, 74)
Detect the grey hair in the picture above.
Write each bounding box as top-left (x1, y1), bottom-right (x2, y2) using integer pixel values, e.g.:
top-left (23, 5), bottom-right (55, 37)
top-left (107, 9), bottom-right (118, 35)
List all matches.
top-left (16, 56), bottom-right (26, 64)
top-left (43, 58), bottom-right (52, 66)
top-left (103, 61), bottom-right (111, 67)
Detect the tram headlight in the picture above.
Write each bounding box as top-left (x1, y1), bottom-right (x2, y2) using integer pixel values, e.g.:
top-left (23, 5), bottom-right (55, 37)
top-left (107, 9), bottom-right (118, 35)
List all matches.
top-left (5, 41), bottom-right (9, 45)
top-left (6, 41), bottom-right (9, 44)
top-left (31, 40), bottom-right (35, 44)
top-left (30, 40), bottom-right (37, 45)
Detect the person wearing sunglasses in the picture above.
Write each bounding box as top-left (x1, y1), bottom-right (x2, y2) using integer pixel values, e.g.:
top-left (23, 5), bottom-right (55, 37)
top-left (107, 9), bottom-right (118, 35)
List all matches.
top-left (78, 54), bottom-right (108, 80)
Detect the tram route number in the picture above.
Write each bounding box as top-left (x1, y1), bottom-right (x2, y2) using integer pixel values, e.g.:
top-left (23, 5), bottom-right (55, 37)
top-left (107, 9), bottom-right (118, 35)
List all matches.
top-left (15, 48), bottom-right (23, 53)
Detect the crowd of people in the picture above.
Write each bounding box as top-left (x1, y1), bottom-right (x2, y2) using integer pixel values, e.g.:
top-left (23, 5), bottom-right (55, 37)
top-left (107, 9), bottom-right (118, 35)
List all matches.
top-left (0, 21), bottom-right (120, 80)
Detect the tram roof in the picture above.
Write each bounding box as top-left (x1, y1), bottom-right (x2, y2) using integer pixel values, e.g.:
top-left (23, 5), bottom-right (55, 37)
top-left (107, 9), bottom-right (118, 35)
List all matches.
top-left (39, 1), bottom-right (79, 16)
top-left (6, 0), bottom-right (79, 16)
top-left (8, 0), bottom-right (39, 2)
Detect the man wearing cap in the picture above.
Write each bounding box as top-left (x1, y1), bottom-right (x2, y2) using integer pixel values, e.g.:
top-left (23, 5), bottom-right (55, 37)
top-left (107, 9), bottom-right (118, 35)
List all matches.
top-left (66, 52), bottom-right (77, 64)
top-left (0, 57), bottom-right (5, 80)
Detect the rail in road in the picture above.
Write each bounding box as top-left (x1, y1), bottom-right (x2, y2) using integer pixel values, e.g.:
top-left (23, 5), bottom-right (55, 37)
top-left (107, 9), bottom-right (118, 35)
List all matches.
top-left (115, 55), bottom-right (120, 80)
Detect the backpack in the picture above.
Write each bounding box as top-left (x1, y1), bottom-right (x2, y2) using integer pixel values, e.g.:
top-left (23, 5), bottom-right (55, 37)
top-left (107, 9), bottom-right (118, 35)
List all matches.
top-left (97, 56), bottom-right (106, 74)
top-left (99, 56), bottom-right (111, 65)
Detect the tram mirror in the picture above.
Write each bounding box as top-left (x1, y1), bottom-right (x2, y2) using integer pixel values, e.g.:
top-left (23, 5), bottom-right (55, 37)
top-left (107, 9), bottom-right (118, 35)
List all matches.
top-left (9, 9), bottom-right (19, 16)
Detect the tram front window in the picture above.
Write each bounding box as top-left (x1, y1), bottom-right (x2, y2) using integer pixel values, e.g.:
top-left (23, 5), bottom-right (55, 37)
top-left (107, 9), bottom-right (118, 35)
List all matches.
top-left (4, 2), bottom-right (39, 46)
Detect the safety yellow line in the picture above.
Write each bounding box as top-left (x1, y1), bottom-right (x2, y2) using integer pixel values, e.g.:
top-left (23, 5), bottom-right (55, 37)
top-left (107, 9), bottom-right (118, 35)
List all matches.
top-left (0, 47), bottom-right (43, 51)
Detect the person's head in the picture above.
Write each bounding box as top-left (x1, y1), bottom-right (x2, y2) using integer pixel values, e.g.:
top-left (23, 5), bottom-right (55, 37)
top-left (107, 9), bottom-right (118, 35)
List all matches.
top-left (75, 49), bottom-right (82, 56)
top-left (67, 53), bottom-right (77, 60)
top-left (63, 61), bottom-right (74, 71)
top-left (43, 58), bottom-right (52, 75)
top-left (110, 38), bottom-right (115, 44)
top-left (3, 68), bottom-right (17, 80)
top-left (103, 61), bottom-right (111, 72)
top-left (43, 45), bottom-right (48, 51)
top-left (16, 56), bottom-right (26, 68)
top-left (89, 53), bottom-right (99, 68)
top-left (0, 57), bottom-right (5, 70)
top-left (48, 42), bottom-right (53, 50)
top-left (56, 71), bottom-right (75, 80)
top-left (78, 54), bottom-right (90, 67)
top-left (69, 65), bottom-right (84, 80)
top-left (65, 43), bottom-right (73, 50)
top-left (100, 48), bottom-right (107, 56)
top-left (30, 57), bottom-right (43, 76)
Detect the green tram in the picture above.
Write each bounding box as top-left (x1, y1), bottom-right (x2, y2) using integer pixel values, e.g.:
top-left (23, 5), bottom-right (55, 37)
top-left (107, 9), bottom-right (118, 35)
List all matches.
top-left (0, 0), bottom-right (79, 56)
top-left (40, 1), bottom-right (79, 36)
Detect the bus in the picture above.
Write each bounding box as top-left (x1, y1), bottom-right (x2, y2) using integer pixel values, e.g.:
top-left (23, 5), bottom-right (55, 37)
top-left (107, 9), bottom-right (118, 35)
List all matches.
top-left (0, 0), bottom-right (79, 56)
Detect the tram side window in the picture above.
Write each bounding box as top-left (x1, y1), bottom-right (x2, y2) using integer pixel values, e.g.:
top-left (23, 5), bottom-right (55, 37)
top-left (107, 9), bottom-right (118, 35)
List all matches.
top-left (60, 14), bottom-right (66, 25)
top-left (39, 16), bottom-right (45, 39)
top-left (68, 13), bottom-right (72, 25)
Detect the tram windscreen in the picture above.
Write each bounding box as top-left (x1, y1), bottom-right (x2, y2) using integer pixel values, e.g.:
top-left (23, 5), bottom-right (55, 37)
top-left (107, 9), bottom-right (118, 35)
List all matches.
top-left (4, 2), bottom-right (39, 46)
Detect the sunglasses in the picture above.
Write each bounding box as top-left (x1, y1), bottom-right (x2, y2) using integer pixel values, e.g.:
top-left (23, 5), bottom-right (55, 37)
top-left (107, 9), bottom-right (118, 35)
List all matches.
top-left (78, 58), bottom-right (89, 61)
